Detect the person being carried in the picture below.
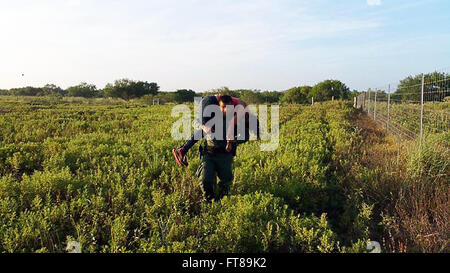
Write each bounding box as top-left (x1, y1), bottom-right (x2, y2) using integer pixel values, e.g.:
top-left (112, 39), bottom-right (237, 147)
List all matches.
top-left (196, 110), bottom-right (253, 202)
top-left (171, 94), bottom-right (258, 167)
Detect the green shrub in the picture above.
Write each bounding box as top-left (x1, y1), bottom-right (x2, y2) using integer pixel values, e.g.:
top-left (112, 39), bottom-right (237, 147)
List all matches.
top-left (0, 98), bottom-right (386, 252)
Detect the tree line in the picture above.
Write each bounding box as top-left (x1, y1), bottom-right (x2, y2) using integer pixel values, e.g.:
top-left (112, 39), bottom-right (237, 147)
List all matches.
top-left (0, 78), bottom-right (359, 104)
top-left (393, 71), bottom-right (449, 102)
top-left (363, 72), bottom-right (449, 103)
top-left (0, 79), bottom-right (159, 100)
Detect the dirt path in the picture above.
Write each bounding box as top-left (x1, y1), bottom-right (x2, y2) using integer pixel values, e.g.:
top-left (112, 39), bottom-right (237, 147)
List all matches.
top-left (353, 110), bottom-right (410, 181)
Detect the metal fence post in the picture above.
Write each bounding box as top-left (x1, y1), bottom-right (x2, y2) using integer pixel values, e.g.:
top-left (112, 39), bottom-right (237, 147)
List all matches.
top-left (367, 90), bottom-right (371, 115)
top-left (420, 74), bottom-right (425, 145)
top-left (362, 94), bottom-right (365, 109)
top-left (387, 85), bottom-right (390, 133)
top-left (374, 90), bottom-right (377, 120)
top-left (362, 92), bottom-right (366, 111)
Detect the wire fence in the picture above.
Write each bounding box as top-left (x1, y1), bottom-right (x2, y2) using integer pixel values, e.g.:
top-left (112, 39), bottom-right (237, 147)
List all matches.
top-left (355, 69), bottom-right (450, 144)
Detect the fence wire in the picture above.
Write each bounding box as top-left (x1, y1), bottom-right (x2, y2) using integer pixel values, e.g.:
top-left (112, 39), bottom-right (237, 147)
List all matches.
top-left (355, 69), bottom-right (450, 142)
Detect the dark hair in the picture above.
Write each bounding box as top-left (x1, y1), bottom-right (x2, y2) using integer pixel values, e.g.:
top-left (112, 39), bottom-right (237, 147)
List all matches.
top-left (219, 95), bottom-right (232, 104)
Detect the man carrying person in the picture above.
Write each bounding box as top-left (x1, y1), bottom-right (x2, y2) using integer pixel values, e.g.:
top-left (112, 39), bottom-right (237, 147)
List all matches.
top-left (171, 94), bottom-right (259, 201)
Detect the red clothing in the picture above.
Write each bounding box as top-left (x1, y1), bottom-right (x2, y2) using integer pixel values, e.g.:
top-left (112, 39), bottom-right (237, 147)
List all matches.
top-left (215, 94), bottom-right (250, 141)
top-left (216, 94), bottom-right (246, 107)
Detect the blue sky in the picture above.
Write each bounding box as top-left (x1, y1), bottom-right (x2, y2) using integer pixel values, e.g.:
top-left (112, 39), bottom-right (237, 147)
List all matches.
top-left (0, 0), bottom-right (449, 92)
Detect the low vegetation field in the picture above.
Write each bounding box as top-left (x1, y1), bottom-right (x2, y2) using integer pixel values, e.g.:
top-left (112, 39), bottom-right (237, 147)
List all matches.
top-left (0, 97), bottom-right (448, 253)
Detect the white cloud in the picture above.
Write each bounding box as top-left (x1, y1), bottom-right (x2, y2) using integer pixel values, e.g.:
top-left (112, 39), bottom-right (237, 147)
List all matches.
top-left (367, 0), bottom-right (382, 6)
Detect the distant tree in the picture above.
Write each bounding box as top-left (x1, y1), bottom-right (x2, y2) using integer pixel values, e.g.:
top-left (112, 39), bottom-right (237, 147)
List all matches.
top-left (299, 86), bottom-right (313, 100)
top-left (198, 89), bottom-right (284, 104)
top-left (67, 83), bottom-right (99, 98)
top-left (236, 89), bottom-right (264, 104)
top-left (280, 86), bottom-right (311, 104)
top-left (261, 91), bottom-right (283, 103)
top-left (0, 89), bottom-right (10, 96)
top-left (310, 80), bottom-right (350, 101)
top-left (9, 86), bottom-right (43, 96)
top-left (374, 90), bottom-right (388, 100)
top-left (173, 89), bottom-right (196, 103)
top-left (103, 79), bottom-right (159, 100)
top-left (203, 87), bottom-right (241, 98)
top-left (349, 89), bottom-right (360, 98)
top-left (41, 84), bottom-right (66, 96)
top-left (154, 92), bottom-right (177, 104)
top-left (394, 72), bottom-right (449, 102)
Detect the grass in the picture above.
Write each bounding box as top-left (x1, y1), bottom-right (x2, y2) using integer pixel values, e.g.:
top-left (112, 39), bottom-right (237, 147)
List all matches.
top-left (371, 101), bottom-right (449, 138)
top-left (351, 111), bottom-right (449, 252)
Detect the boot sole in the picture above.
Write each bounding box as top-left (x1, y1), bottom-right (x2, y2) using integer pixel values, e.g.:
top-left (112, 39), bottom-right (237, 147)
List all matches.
top-left (172, 149), bottom-right (186, 167)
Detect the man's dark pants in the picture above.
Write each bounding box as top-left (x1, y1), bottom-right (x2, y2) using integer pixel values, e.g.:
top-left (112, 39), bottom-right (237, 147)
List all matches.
top-left (199, 151), bottom-right (234, 202)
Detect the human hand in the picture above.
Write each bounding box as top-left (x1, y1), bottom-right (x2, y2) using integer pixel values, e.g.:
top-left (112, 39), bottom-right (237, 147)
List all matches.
top-left (201, 125), bottom-right (212, 134)
top-left (226, 140), bottom-right (235, 152)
